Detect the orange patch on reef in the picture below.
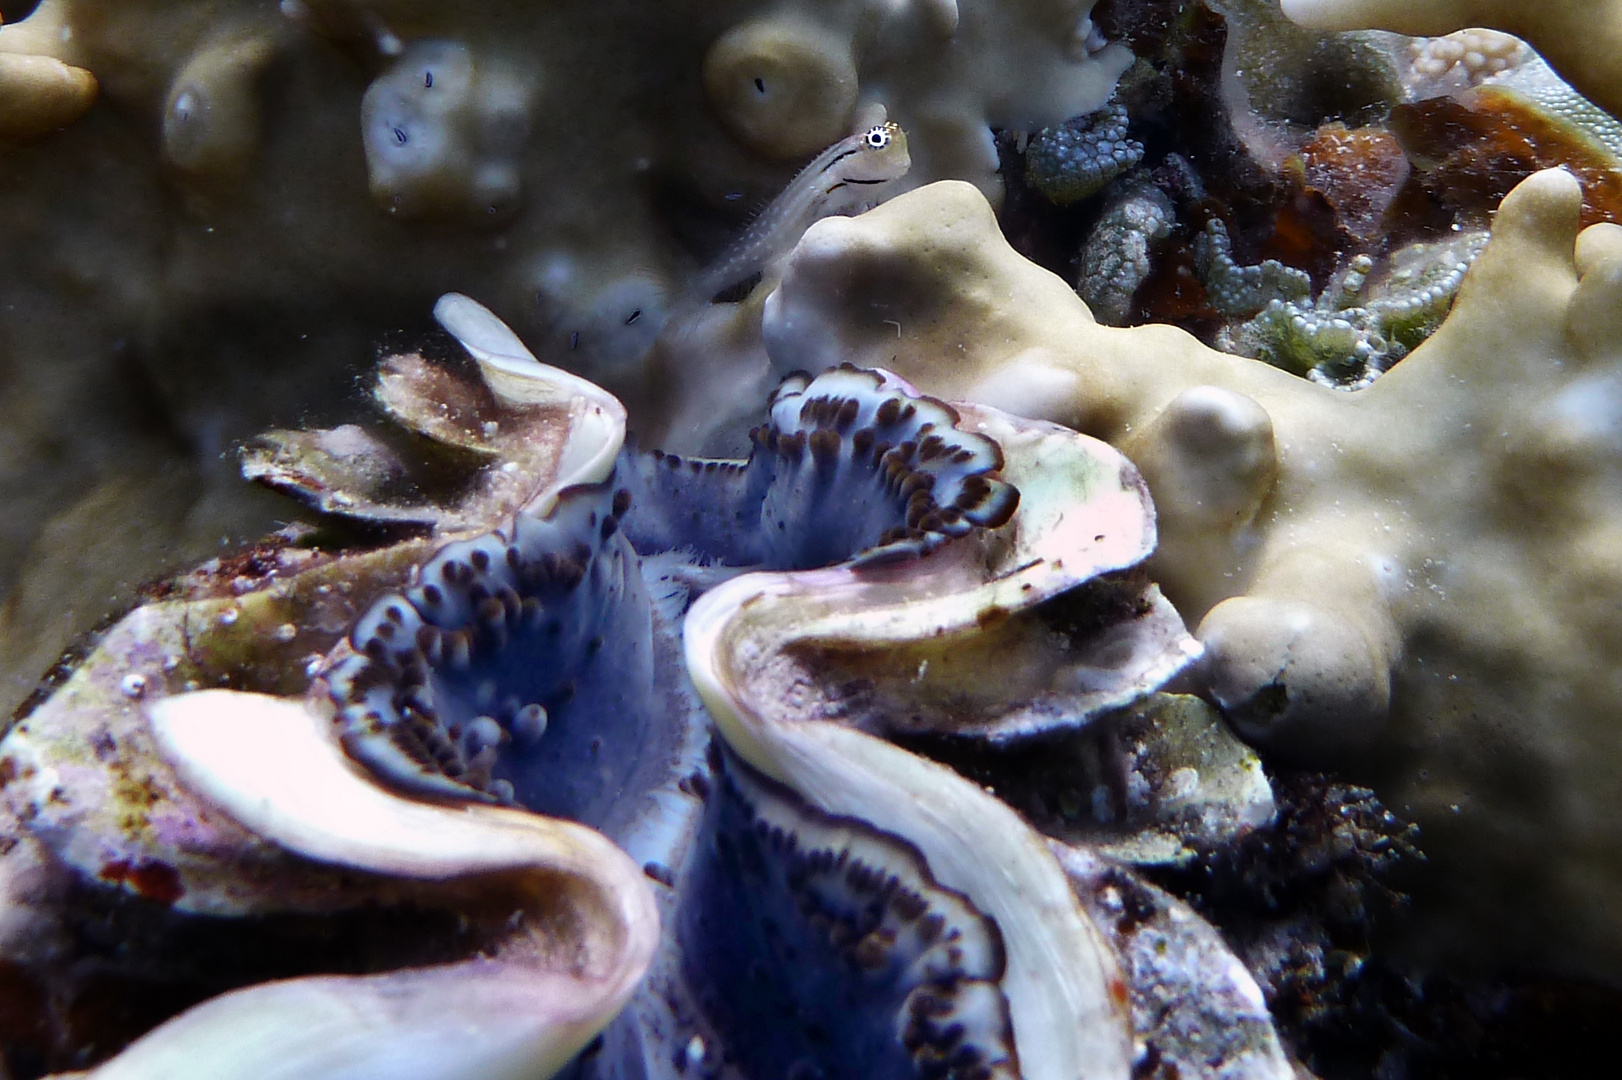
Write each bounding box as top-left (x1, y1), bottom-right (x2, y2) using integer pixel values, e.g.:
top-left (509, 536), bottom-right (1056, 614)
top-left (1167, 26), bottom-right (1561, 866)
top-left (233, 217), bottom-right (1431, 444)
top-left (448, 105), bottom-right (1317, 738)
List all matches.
top-left (99, 859), bottom-right (185, 905)
top-left (1259, 188), bottom-right (1341, 286)
top-left (1131, 245), bottom-right (1224, 337)
top-left (1292, 124), bottom-right (1411, 243)
top-left (1391, 86), bottom-right (1622, 228)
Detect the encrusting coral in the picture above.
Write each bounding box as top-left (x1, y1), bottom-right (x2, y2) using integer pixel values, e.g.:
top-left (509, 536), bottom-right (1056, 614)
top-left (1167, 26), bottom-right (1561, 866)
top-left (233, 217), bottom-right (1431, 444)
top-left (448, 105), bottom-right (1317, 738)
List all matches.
top-left (1073, 174), bottom-right (1176, 326)
top-left (1193, 218), bottom-right (1312, 317)
top-left (762, 167), bottom-right (1622, 978)
top-left (1280, 0), bottom-right (1622, 121)
top-left (0, 0), bottom-right (1129, 373)
top-left (0, 51), bottom-right (98, 140)
top-left (1207, 227), bottom-right (1489, 386)
top-left (0, 0), bottom-right (1133, 712)
top-left (1024, 102), bottom-right (1144, 205)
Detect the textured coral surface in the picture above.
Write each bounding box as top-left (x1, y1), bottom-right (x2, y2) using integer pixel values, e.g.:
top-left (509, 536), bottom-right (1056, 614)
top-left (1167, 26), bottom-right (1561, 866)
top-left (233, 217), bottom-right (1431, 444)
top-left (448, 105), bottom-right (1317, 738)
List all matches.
top-left (1282, 0), bottom-right (1622, 119)
top-left (0, 0), bottom-right (1127, 710)
top-left (764, 168), bottom-right (1622, 976)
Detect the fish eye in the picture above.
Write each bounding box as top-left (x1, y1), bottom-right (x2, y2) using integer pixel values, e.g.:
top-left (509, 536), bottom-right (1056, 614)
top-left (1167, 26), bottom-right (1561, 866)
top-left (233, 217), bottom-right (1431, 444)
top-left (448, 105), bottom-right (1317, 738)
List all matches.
top-left (864, 126), bottom-right (890, 150)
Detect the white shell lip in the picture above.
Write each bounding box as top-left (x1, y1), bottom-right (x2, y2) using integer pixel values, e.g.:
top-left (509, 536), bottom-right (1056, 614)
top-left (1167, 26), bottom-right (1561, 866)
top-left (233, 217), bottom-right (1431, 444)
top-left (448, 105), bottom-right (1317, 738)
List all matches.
top-left (15, 317), bottom-right (653, 1080)
top-left (434, 292), bottom-right (627, 516)
top-left (682, 403), bottom-right (1164, 1080)
top-left (687, 592), bottom-right (1136, 1080)
top-left (19, 322), bottom-right (1187, 1080)
top-left (78, 689), bottom-right (661, 1080)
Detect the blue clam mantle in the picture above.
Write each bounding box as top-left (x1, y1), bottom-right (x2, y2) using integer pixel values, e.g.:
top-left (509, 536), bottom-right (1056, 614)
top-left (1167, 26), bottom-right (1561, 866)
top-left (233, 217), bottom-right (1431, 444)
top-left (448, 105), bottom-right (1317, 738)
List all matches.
top-left (3, 297), bottom-right (1235, 1080)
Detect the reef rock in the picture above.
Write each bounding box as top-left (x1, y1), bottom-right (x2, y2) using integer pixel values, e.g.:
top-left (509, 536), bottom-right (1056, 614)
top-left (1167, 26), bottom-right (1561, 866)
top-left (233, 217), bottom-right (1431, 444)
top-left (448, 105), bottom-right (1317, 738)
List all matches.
top-left (763, 168), bottom-right (1622, 979)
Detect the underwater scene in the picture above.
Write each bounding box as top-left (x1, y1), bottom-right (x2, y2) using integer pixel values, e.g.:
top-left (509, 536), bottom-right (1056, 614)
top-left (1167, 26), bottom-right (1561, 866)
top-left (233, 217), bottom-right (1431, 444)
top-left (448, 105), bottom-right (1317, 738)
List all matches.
top-left (1, 0), bottom-right (1621, 1076)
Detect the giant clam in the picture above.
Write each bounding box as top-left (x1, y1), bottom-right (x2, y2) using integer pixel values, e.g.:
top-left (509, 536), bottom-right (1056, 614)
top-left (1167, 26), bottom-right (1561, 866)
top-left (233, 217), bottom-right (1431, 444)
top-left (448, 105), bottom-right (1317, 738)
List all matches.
top-left (0, 298), bottom-right (1285, 1079)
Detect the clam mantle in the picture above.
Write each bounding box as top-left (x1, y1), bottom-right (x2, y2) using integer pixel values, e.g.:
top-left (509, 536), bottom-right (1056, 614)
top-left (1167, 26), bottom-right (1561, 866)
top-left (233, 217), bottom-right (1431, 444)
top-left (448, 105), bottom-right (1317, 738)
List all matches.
top-left (0, 298), bottom-right (1290, 1079)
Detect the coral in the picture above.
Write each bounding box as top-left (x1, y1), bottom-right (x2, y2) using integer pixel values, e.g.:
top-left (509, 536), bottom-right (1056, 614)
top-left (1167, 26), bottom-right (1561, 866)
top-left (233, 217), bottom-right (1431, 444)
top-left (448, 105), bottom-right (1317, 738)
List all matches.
top-left (359, 39), bottom-right (536, 220)
top-left (1291, 123), bottom-right (1409, 243)
top-left (761, 169), bottom-right (1622, 977)
top-left (1212, 230), bottom-right (1488, 386)
top-left (1210, 0), bottom-right (1403, 165)
top-left (1193, 218), bottom-right (1312, 318)
top-left (1404, 28), bottom-right (1530, 94)
top-left (1391, 84), bottom-right (1622, 228)
top-left (0, 0), bottom-right (1133, 335)
top-left (1074, 174), bottom-right (1175, 325)
top-left (0, 0), bottom-right (1132, 636)
top-left (0, 53), bottom-right (98, 140)
top-left (701, 16), bottom-right (861, 159)
top-left (8, 0), bottom-right (1622, 1060)
top-left (1024, 102), bottom-right (1144, 205)
top-left (1281, 0), bottom-right (1622, 121)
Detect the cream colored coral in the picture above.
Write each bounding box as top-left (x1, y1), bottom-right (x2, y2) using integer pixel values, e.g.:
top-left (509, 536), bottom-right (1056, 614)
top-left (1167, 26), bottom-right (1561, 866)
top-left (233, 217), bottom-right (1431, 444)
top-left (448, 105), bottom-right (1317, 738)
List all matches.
top-left (1282, 0), bottom-right (1622, 118)
top-left (1407, 27), bottom-right (1528, 85)
top-left (0, 0), bottom-right (1129, 372)
top-left (359, 39), bottom-right (536, 219)
top-left (0, 53), bottom-right (97, 140)
top-left (702, 16), bottom-right (861, 159)
top-left (0, 0), bottom-right (1131, 676)
top-left (763, 170), bottom-right (1622, 977)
